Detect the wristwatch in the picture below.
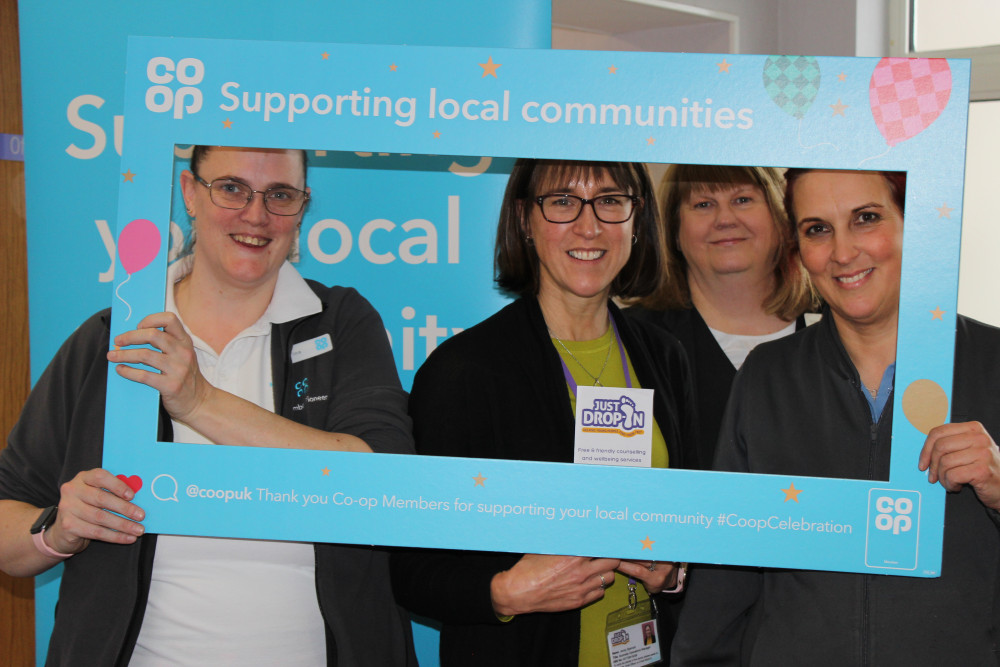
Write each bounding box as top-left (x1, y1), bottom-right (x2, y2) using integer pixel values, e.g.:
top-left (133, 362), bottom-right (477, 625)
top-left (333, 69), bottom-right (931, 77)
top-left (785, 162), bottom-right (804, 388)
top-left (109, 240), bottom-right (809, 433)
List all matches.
top-left (30, 506), bottom-right (73, 559)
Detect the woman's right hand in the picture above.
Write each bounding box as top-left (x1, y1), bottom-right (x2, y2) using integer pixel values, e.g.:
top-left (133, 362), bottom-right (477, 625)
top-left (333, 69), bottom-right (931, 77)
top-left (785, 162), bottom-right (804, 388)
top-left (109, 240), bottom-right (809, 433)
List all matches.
top-left (47, 468), bottom-right (146, 555)
top-left (490, 553), bottom-right (620, 616)
top-left (108, 311), bottom-right (211, 424)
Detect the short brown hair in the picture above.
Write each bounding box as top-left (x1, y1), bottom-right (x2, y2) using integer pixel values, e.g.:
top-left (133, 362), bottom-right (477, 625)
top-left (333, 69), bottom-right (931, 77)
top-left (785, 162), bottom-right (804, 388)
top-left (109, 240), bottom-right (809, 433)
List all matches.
top-left (494, 159), bottom-right (663, 299)
top-left (639, 164), bottom-right (815, 320)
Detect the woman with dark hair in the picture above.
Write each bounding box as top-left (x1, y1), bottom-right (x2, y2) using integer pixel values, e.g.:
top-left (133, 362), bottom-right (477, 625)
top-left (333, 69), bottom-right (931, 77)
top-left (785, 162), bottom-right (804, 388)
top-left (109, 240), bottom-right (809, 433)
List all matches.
top-left (629, 165), bottom-right (815, 468)
top-left (392, 158), bottom-right (698, 666)
top-left (671, 169), bottom-right (1000, 665)
top-left (0, 145), bottom-right (415, 665)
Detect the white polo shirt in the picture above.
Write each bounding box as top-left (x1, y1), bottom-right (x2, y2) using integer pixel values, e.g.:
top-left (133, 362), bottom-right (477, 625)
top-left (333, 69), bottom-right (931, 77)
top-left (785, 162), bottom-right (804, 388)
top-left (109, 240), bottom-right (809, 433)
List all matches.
top-left (131, 257), bottom-right (328, 666)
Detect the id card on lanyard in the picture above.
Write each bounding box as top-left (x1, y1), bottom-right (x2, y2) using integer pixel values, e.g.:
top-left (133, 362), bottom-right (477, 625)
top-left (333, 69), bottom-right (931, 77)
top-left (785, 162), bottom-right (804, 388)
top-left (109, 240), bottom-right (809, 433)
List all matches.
top-left (605, 599), bottom-right (663, 667)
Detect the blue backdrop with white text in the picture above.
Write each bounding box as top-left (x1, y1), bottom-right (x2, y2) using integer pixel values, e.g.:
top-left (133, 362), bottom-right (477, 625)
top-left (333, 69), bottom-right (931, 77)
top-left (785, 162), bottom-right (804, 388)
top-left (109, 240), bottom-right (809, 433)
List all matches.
top-left (17, 1), bottom-right (549, 663)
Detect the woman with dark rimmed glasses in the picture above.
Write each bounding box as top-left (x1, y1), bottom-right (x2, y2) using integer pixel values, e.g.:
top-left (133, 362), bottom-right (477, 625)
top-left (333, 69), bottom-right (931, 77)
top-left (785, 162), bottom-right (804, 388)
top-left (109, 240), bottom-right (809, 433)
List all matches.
top-left (392, 158), bottom-right (698, 666)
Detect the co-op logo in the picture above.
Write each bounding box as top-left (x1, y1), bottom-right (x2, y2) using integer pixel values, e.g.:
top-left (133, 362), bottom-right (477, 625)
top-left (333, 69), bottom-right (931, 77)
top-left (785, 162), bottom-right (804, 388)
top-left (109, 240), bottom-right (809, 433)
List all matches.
top-left (146, 57), bottom-right (204, 119)
top-left (874, 495), bottom-right (914, 534)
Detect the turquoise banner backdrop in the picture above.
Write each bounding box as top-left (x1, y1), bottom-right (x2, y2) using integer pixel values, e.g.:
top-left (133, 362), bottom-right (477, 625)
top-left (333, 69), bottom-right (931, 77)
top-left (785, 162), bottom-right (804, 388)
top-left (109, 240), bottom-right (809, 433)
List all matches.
top-left (17, 2), bottom-right (549, 664)
top-left (108, 36), bottom-right (970, 583)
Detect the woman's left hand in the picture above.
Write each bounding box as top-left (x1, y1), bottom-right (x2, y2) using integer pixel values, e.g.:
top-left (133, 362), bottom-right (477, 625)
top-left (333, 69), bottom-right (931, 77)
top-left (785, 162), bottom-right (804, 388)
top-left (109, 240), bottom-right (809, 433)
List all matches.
top-left (107, 312), bottom-right (212, 423)
top-left (919, 421), bottom-right (1000, 509)
top-left (616, 560), bottom-right (678, 594)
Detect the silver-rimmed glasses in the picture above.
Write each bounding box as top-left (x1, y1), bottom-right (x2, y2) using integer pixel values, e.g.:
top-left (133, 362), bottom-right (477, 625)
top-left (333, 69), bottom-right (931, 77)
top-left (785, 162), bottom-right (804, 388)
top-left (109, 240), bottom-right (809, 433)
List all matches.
top-left (193, 175), bottom-right (309, 216)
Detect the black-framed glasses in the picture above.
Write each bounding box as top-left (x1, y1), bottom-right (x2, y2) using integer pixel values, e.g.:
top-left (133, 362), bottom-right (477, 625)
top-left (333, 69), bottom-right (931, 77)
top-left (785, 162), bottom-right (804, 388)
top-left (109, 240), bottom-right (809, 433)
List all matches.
top-left (534, 194), bottom-right (640, 224)
top-left (194, 174), bottom-right (309, 216)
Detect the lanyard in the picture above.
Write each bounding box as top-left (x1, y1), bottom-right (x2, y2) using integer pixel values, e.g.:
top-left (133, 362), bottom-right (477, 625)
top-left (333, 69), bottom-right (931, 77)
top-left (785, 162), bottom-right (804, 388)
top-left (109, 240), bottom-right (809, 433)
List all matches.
top-left (557, 317), bottom-right (632, 395)
top-left (559, 317), bottom-right (641, 609)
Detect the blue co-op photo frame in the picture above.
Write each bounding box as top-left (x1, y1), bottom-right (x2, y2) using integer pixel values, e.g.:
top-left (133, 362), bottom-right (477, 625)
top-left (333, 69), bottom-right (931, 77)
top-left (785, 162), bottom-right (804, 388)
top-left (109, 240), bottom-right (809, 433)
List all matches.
top-left (106, 36), bottom-right (970, 577)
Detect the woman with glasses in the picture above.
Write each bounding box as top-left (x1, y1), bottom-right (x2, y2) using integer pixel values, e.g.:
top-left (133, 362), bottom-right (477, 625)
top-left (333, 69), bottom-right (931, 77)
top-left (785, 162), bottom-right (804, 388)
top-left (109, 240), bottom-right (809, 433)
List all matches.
top-left (0, 145), bottom-right (415, 665)
top-left (629, 165), bottom-right (815, 470)
top-left (392, 158), bottom-right (698, 666)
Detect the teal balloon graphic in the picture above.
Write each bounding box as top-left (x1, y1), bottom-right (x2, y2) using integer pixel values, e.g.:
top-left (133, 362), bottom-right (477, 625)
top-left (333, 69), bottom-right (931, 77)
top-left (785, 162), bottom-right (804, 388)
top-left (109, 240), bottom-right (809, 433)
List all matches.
top-left (763, 56), bottom-right (821, 119)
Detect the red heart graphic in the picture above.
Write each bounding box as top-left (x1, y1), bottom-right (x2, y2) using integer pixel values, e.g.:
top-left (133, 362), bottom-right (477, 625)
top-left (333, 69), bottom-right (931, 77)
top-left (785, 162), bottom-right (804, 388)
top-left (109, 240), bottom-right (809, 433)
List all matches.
top-left (116, 474), bottom-right (143, 493)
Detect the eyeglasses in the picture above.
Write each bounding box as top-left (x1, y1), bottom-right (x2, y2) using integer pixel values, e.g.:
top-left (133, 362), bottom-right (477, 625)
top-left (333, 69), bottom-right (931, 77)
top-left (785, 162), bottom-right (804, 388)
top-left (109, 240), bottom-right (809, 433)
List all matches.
top-left (534, 194), bottom-right (640, 224)
top-left (193, 175), bottom-right (309, 216)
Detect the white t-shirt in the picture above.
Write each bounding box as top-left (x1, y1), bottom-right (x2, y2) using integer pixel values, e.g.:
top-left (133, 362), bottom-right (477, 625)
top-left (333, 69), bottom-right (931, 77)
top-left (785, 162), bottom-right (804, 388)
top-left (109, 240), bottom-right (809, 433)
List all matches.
top-left (708, 320), bottom-right (797, 370)
top-left (130, 258), bottom-right (327, 666)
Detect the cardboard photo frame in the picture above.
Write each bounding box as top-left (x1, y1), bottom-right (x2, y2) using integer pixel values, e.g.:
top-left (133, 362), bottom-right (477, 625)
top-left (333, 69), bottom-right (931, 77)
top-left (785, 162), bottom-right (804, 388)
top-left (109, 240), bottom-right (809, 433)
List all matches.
top-left (106, 37), bottom-right (970, 576)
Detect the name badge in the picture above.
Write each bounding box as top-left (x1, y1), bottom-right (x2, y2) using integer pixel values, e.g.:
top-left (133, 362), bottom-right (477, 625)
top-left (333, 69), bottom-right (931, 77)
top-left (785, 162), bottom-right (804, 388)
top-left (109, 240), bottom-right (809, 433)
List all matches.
top-left (290, 334), bottom-right (333, 363)
top-left (605, 600), bottom-right (662, 667)
top-left (573, 386), bottom-right (654, 467)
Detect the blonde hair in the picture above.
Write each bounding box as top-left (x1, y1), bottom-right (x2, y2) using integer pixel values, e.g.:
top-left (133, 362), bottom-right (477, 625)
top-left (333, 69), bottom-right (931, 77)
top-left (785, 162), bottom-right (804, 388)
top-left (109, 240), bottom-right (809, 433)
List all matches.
top-left (637, 164), bottom-right (815, 320)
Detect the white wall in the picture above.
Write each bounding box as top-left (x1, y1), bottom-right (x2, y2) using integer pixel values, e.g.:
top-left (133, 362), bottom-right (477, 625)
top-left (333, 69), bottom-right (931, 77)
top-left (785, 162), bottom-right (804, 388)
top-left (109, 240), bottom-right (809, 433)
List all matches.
top-left (957, 101), bottom-right (1000, 326)
top-left (556, 0), bottom-right (998, 327)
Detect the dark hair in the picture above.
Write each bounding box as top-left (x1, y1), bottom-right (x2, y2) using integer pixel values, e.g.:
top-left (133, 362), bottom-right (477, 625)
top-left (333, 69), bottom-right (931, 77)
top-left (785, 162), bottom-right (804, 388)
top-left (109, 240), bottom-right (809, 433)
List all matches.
top-left (494, 159), bottom-right (662, 299)
top-left (190, 145), bottom-right (309, 185)
top-left (638, 164), bottom-right (815, 320)
top-left (784, 169), bottom-right (907, 232)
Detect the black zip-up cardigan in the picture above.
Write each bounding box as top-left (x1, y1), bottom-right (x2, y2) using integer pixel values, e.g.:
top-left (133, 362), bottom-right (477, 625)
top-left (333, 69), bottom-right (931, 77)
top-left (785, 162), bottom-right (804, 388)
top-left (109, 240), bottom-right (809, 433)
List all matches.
top-left (0, 282), bottom-right (416, 666)
top-left (392, 295), bottom-right (699, 666)
top-left (672, 310), bottom-right (1000, 665)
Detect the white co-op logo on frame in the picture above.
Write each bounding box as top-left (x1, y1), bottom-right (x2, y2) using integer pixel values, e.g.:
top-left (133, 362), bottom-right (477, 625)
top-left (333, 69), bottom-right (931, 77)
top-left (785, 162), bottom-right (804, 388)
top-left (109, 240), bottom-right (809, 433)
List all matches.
top-left (874, 495), bottom-right (914, 534)
top-left (146, 57), bottom-right (204, 119)
top-left (865, 489), bottom-right (921, 570)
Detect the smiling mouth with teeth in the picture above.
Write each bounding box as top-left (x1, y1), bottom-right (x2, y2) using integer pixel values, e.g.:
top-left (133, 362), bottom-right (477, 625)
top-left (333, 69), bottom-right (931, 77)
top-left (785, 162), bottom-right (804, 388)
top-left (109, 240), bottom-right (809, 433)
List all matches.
top-left (568, 249), bottom-right (606, 260)
top-left (836, 268), bottom-right (873, 284)
top-left (232, 234), bottom-right (270, 247)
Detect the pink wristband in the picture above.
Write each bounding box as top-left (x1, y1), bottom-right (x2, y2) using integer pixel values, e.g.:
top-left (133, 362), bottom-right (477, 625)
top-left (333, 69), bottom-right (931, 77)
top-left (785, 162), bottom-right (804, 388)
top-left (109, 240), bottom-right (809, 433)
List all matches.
top-left (32, 527), bottom-right (73, 560)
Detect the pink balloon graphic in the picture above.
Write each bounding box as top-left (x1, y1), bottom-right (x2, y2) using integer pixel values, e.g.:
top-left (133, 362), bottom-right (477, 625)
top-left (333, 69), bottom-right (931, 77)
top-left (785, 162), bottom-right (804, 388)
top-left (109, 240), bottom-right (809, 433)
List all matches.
top-left (869, 58), bottom-right (951, 147)
top-left (118, 218), bottom-right (161, 275)
top-left (115, 219), bottom-right (162, 320)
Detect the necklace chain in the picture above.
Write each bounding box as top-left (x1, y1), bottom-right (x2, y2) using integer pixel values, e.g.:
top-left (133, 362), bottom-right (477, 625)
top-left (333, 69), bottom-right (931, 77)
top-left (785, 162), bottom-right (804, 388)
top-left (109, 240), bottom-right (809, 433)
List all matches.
top-left (551, 330), bottom-right (614, 387)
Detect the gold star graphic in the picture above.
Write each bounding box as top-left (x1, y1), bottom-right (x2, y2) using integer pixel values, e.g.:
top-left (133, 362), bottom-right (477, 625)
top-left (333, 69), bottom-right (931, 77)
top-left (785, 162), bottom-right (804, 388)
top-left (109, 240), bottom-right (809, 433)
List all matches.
top-left (121, 169), bottom-right (135, 183)
top-left (717, 59), bottom-right (731, 73)
top-left (931, 306), bottom-right (945, 320)
top-left (830, 99), bottom-right (848, 116)
top-left (937, 203), bottom-right (954, 218)
top-left (322, 467), bottom-right (330, 476)
top-left (640, 535), bottom-right (655, 550)
top-left (390, 63), bottom-right (398, 72)
top-left (837, 72), bottom-right (847, 82)
top-left (222, 118), bottom-right (233, 129)
top-left (646, 137), bottom-right (655, 145)
top-left (473, 472), bottom-right (487, 486)
top-left (608, 66), bottom-right (618, 74)
top-left (782, 483), bottom-right (803, 502)
top-left (321, 52), bottom-right (330, 60)
top-left (432, 130), bottom-right (441, 138)
top-left (479, 56), bottom-right (501, 78)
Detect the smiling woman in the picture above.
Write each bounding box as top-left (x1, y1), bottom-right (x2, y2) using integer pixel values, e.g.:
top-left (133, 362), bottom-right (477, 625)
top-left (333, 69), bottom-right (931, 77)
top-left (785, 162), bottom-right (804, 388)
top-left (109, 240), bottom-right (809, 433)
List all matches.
top-left (391, 158), bottom-right (699, 667)
top-left (671, 167), bottom-right (1000, 665)
top-left (628, 165), bottom-right (815, 469)
top-left (0, 145), bottom-right (416, 665)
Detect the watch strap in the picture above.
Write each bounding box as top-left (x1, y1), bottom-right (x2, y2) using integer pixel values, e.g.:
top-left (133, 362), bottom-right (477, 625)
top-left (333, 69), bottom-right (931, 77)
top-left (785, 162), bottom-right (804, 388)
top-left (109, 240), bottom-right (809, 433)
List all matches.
top-left (663, 562), bottom-right (688, 594)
